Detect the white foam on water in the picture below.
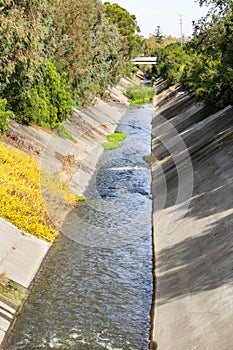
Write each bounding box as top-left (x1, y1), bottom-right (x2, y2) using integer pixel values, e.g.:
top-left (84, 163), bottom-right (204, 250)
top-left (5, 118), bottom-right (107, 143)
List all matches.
top-left (106, 166), bottom-right (148, 171)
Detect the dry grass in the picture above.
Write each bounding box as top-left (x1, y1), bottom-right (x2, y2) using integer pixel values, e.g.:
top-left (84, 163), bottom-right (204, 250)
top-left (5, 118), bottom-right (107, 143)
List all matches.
top-left (0, 271), bottom-right (9, 287)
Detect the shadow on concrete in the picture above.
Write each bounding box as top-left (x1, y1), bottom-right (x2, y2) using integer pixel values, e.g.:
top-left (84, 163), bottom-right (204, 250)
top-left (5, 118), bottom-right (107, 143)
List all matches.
top-left (156, 212), bottom-right (233, 305)
top-left (154, 142), bottom-right (233, 305)
top-left (154, 94), bottom-right (194, 120)
top-left (152, 85), bottom-right (233, 348)
top-left (153, 139), bottom-right (233, 210)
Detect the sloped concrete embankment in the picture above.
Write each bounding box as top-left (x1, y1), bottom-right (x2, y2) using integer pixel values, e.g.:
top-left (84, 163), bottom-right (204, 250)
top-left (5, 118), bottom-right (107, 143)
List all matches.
top-left (151, 84), bottom-right (233, 349)
top-left (0, 77), bottom-right (134, 348)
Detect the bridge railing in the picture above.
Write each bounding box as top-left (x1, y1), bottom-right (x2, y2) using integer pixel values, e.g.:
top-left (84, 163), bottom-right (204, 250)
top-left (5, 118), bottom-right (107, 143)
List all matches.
top-left (131, 56), bottom-right (157, 65)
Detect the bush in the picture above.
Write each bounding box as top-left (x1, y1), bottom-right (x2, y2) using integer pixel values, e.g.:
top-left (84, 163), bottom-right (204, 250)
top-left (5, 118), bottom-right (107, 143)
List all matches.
top-left (126, 85), bottom-right (155, 104)
top-left (154, 43), bottom-right (190, 85)
top-left (0, 99), bottom-right (14, 134)
top-left (17, 60), bottom-right (73, 129)
top-left (0, 142), bottom-right (79, 242)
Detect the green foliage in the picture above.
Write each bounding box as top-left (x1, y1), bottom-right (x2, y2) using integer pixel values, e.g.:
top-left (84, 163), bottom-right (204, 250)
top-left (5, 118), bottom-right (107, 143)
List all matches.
top-left (88, 15), bottom-right (126, 96)
top-left (0, 99), bottom-right (14, 134)
top-left (104, 2), bottom-right (142, 59)
top-left (126, 85), bottom-right (155, 104)
top-left (17, 60), bottom-right (73, 128)
top-left (52, 0), bottom-right (127, 106)
top-left (56, 123), bottom-right (77, 143)
top-left (181, 7), bottom-right (233, 113)
top-left (51, 0), bottom-right (102, 106)
top-left (143, 2), bottom-right (233, 116)
top-left (155, 26), bottom-right (165, 44)
top-left (0, 0), bottom-right (142, 122)
top-left (0, 0), bottom-right (54, 97)
top-left (198, 0), bottom-right (232, 15)
top-left (147, 1), bottom-right (233, 115)
top-left (142, 35), bottom-right (159, 57)
top-left (142, 31), bottom-right (178, 58)
top-left (154, 43), bottom-right (190, 85)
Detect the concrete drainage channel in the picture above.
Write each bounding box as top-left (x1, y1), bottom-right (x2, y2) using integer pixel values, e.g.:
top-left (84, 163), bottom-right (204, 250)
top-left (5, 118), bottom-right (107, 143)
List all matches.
top-left (0, 77), bottom-right (135, 348)
top-left (3, 104), bottom-right (154, 349)
top-left (1, 78), bottom-right (233, 349)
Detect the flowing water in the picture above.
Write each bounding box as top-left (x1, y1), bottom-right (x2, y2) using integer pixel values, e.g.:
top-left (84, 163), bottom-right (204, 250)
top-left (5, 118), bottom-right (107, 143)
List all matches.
top-left (7, 105), bottom-right (153, 350)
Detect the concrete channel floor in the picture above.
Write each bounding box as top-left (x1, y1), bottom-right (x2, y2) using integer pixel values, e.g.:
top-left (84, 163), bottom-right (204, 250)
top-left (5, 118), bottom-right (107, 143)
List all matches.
top-left (152, 140), bottom-right (233, 349)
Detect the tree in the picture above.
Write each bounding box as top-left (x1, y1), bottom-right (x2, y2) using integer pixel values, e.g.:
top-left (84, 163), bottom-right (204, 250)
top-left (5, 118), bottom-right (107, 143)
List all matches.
top-left (50, 0), bottom-right (102, 105)
top-left (142, 27), bottom-right (164, 57)
top-left (182, 10), bottom-right (233, 112)
top-left (104, 2), bottom-right (142, 59)
top-left (0, 0), bottom-right (138, 128)
top-left (155, 25), bottom-right (164, 44)
top-left (154, 43), bottom-right (190, 84)
top-left (142, 29), bottom-right (178, 57)
top-left (142, 35), bottom-right (159, 57)
top-left (18, 60), bottom-right (73, 128)
top-left (89, 15), bottom-right (126, 95)
top-left (0, 0), bottom-right (54, 99)
top-left (51, 0), bottom-right (126, 106)
top-left (198, 0), bottom-right (232, 15)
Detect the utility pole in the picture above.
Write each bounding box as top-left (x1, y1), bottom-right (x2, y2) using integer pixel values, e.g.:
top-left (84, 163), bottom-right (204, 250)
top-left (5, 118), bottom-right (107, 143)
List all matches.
top-left (179, 15), bottom-right (183, 46)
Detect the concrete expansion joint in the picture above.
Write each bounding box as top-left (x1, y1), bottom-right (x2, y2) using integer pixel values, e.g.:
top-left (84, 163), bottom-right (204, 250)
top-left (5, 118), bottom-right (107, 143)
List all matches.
top-left (0, 303), bottom-right (15, 320)
top-left (0, 302), bottom-right (16, 344)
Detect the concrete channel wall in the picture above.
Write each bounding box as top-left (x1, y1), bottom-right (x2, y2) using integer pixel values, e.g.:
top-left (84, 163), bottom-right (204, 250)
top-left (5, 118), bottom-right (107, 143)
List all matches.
top-left (0, 77), bottom-right (134, 348)
top-left (151, 84), bottom-right (233, 349)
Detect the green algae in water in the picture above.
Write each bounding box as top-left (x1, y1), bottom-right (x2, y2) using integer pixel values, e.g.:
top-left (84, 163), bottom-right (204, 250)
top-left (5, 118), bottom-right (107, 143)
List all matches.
top-left (102, 132), bottom-right (126, 150)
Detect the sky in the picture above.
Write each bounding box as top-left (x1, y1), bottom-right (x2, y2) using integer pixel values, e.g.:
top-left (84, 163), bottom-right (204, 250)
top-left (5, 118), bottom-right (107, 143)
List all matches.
top-left (106, 0), bottom-right (209, 38)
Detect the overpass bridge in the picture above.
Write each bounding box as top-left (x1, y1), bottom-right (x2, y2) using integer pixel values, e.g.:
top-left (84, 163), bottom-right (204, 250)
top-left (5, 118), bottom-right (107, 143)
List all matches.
top-left (132, 56), bottom-right (157, 65)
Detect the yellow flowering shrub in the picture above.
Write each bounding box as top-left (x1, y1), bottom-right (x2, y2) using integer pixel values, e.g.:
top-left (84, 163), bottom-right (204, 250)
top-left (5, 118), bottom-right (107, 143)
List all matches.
top-left (0, 142), bottom-right (78, 242)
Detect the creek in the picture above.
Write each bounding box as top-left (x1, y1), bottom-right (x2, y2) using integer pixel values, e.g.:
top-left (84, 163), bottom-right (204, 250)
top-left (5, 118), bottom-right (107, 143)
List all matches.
top-left (7, 104), bottom-right (153, 350)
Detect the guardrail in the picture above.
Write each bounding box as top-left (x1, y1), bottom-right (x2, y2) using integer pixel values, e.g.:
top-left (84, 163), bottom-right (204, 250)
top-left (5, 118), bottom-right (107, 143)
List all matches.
top-left (132, 56), bottom-right (157, 65)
